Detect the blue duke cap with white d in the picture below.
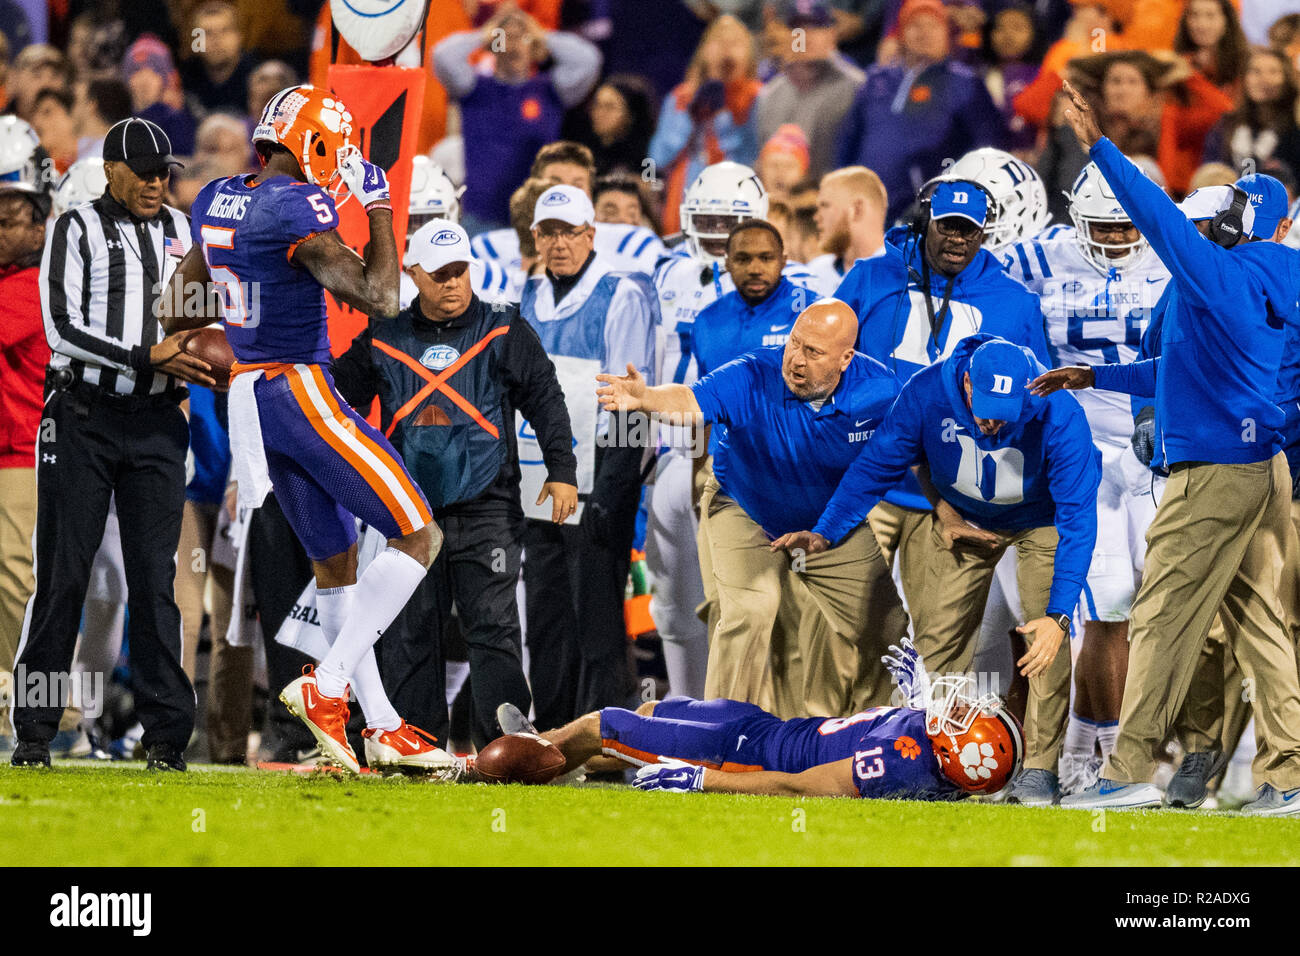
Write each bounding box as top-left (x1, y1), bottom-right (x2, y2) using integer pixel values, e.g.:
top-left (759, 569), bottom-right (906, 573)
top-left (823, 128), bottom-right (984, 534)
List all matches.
top-left (930, 180), bottom-right (988, 228)
top-left (969, 338), bottom-right (1034, 421)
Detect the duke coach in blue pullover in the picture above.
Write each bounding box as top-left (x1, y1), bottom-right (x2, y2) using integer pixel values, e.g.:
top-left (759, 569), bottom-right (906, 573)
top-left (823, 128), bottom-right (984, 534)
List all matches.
top-left (1039, 84), bottom-right (1300, 816)
top-left (774, 334), bottom-right (1100, 804)
top-left (831, 180), bottom-right (1051, 614)
top-left (597, 300), bottom-right (908, 718)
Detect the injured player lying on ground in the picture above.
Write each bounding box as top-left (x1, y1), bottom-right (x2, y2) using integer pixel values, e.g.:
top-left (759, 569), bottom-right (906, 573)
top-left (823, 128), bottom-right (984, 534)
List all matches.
top-left (479, 640), bottom-right (1024, 799)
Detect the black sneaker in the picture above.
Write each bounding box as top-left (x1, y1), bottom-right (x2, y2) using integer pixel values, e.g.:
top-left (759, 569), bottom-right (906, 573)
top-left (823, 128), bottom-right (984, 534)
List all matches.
top-left (1163, 750), bottom-right (1224, 809)
top-left (145, 744), bottom-right (187, 772)
top-left (11, 740), bottom-right (51, 767)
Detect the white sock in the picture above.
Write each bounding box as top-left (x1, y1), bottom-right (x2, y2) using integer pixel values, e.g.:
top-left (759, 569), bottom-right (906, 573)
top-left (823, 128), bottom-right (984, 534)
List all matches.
top-left (1096, 720), bottom-right (1120, 761)
top-left (316, 548), bottom-right (427, 700)
top-left (1064, 713), bottom-right (1099, 758)
top-left (316, 585), bottom-right (355, 648)
top-left (317, 585), bottom-right (401, 732)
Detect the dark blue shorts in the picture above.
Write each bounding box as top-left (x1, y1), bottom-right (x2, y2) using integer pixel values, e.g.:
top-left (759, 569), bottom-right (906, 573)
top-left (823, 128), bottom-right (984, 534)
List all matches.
top-left (253, 363), bottom-right (432, 560)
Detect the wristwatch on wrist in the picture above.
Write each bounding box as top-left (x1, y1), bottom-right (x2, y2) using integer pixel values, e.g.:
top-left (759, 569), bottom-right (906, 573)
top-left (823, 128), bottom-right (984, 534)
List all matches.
top-left (1051, 612), bottom-right (1071, 634)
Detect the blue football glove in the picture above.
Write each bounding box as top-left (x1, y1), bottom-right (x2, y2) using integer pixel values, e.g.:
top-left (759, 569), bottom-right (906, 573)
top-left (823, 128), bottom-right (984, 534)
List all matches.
top-left (339, 152), bottom-right (390, 208)
top-left (632, 759), bottom-right (705, 793)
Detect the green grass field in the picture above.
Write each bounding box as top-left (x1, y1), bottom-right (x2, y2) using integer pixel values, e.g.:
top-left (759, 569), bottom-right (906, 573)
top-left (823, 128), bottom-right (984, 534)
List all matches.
top-left (0, 762), bottom-right (1296, 866)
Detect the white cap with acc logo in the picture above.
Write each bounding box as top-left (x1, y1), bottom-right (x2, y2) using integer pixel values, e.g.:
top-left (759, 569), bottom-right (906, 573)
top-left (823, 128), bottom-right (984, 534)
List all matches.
top-left (405, 218), bottom-right (472, 274)
top-left (531, 184), bottom-right (595, 229)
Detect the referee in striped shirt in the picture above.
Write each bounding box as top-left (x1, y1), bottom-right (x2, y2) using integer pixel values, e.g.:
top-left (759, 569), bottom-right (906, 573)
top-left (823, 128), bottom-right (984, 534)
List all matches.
top-left (10, 118), bottom-right (214, 771)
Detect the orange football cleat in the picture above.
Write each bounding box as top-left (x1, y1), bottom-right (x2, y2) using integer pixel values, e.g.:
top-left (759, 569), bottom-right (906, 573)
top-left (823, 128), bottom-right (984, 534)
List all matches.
top-left (279, 666), bottom-right (360, 775)
top-left (363, 720), bottom-right (462, 779)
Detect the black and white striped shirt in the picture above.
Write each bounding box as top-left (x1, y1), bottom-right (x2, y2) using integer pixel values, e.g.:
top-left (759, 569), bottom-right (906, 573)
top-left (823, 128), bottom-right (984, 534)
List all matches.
top-left (40, 190), bottom-right (192, 396)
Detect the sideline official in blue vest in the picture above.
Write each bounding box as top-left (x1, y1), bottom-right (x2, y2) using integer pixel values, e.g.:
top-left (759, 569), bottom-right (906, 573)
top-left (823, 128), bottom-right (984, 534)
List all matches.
top-left (332, 220), bottom-right (577, 747)
top-left (521, 184), bottom-right (658, 725)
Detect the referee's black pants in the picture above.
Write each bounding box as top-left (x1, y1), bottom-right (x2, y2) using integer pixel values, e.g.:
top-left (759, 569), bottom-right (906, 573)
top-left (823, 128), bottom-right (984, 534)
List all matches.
top-left (14, 384), bottom-right (194, 750)
top-left (377, 510), bottom-right (532, 749)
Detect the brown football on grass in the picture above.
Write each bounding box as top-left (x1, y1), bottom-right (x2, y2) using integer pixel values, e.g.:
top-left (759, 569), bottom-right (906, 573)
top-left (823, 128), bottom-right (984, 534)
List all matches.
top-left (475, 733), bottom-right (566, 785)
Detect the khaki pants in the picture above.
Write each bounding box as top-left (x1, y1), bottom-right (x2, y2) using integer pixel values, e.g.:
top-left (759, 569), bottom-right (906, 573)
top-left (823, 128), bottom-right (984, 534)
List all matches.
top-left (867, 500), bottom-right (931, 608)
top-left (0, 468), bottom-right (37, 733)
top-left (1106, 454), bottom-right (1300, 789)
top-left (702, 479), bottom-right (906, 717)
top-left (904, 513), bottom-right (1069, 771)
top-left (697, 464), bottom-right (809, 718)
top-left (1176, 497), bottom-right (1300, 771)
top-left (174, 500), bottom-right (247, 762)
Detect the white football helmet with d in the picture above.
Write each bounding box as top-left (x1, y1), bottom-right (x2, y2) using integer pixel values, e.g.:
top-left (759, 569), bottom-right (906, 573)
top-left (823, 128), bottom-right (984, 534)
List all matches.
top-left (943, 147), bottom-right (1050, 251)
top-left (680, 160), bottom-right (768, 263)
top-left (1068, 161), bottom-right (1147, 273)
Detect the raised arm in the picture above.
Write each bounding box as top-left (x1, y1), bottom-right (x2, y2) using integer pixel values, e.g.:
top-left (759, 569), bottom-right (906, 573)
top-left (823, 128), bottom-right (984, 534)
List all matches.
top-left (292, 209), bottom-right (400, 319)
top-left (431, 31), bottom-right (482, 101)
top-left (546, 31), bottom-right (602, 108)
top-left (1060, 80), bottom-right (1243, 311)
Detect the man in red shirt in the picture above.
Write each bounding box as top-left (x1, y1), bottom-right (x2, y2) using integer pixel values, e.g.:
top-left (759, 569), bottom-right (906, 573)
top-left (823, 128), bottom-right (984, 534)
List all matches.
top-left (0, 150), bottom-right (50, 752)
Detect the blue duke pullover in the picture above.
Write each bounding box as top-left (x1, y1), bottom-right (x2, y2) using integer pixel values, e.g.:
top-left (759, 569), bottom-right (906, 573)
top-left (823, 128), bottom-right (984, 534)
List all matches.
top-left (812, 334), bottom-right (1101, 618)
top-left (1088, 137), bottom-right (1300, 465)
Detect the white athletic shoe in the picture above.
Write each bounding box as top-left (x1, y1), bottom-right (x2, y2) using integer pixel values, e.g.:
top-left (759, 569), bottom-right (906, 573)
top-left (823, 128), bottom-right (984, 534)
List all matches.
top-left (1239, 783), bottom-right (1300, 817)
top-left (363, 721), bottom-right (462, 780)
top-left (1060, 778), bottom-right (1164, 810)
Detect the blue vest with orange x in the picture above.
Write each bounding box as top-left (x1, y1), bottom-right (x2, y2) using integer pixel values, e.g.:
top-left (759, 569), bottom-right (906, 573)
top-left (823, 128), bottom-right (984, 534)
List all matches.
top-left (368, 298), bottom-right (514, 510)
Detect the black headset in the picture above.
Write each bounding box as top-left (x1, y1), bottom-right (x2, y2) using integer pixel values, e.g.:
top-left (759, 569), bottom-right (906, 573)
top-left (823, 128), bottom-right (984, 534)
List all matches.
top-left (910, 177), bottom-right (998, 239)
top-left (1209, 186), bottom-right (1250, 248)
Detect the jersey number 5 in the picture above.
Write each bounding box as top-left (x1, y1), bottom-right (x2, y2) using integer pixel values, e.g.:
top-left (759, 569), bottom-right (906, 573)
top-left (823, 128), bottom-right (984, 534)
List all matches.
top-left (199, 225), bottom-right (258, 328)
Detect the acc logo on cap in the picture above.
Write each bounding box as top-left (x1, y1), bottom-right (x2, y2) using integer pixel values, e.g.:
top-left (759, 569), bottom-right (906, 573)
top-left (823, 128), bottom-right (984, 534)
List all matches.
top-left (433, 229), bottom-right (460, 245)
top-left (420, 345), bottom-right (460, 371)
top-left (542, 192), bottom-right (570, 206)
top-left (991, 374), bottom-right (1013, 395)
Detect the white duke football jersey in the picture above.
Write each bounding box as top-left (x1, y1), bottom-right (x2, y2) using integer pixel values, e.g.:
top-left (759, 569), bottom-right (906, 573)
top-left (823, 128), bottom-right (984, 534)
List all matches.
top-left (1003, 234), bottom-right (1170, 450)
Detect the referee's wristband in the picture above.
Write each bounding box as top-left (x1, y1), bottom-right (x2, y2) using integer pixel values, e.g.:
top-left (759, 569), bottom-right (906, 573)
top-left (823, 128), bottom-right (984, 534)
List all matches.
top-left (130, 344), bottom-right (154, 374)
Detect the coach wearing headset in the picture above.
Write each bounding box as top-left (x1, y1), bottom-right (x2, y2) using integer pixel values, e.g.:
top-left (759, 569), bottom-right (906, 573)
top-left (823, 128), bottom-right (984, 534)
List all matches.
top-left (830, 180), bottom-right (1049, 619)
top-left (1035, 84), bottom-right (1300, 815)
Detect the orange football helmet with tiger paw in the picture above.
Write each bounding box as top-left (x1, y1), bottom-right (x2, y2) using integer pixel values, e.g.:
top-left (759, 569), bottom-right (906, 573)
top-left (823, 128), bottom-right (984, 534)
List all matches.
top-left (252, 84), bottom-right (358, 201)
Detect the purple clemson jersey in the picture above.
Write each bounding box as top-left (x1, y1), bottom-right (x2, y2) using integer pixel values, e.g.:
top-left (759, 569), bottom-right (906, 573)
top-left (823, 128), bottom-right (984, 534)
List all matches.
top-left (599, 698), bottom-right (964, 800)
top-left (190, 174), bottom-right (338, 364)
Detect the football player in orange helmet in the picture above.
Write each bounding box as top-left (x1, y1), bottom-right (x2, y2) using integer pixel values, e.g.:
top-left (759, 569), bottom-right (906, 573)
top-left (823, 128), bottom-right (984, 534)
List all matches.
top-left (924, 674), bottom-right (1026, 794)
top-left (160, 84), bottom-right (458, 777)
top-left (486, 640), bottom-right (1024, 799)
top-left (251, 84), bottom-right (359, 201)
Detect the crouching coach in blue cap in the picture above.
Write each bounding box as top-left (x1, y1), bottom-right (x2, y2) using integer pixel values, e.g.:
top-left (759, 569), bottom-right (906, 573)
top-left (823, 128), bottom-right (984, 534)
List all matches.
top-left (773, 333), bottom-right (1101, 806)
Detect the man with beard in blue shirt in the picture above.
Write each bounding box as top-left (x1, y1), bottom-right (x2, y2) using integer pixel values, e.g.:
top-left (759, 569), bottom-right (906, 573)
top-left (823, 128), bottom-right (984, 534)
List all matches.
top-left (597, 299), bottom-right (907, 719)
